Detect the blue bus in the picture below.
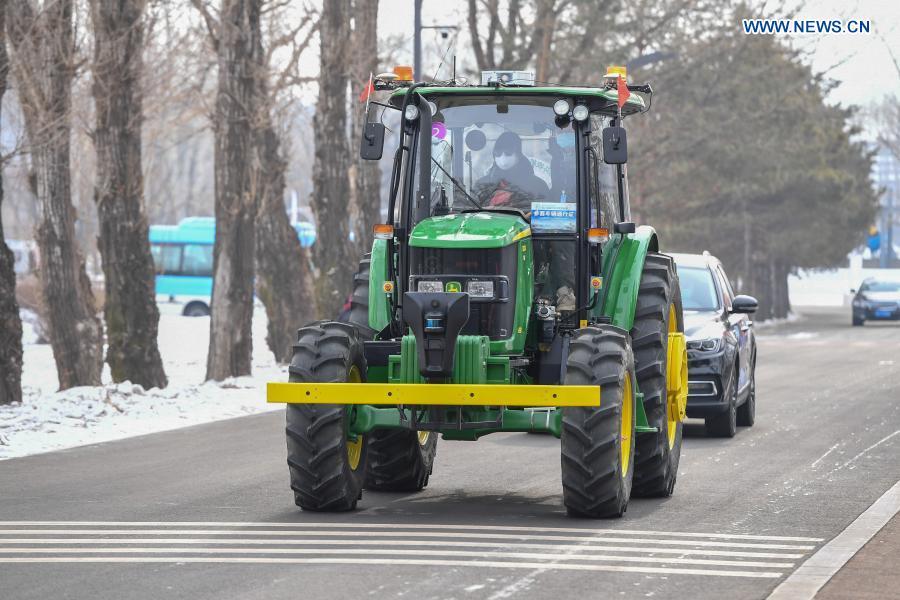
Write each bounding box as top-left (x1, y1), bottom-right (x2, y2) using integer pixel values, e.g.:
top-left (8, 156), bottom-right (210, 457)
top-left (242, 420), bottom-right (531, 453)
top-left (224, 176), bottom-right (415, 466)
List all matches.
top-left (150, 217), bottom-right (316, 316)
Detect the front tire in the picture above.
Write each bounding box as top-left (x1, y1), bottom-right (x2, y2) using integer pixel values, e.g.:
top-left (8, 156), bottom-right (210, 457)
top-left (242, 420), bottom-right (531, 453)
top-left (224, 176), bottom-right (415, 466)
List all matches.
top-left (285, 322), bottom-right (368, 511)
top-left (561, 326), bottom-right (636, 518)
top-left (706, 369), bottom-right (738, 437)
top-left (631, 253), bottom-right (685, 497)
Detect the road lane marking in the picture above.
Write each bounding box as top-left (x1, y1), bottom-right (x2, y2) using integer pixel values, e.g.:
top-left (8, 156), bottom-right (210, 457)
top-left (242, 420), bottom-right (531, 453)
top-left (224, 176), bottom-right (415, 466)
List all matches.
top-left (0, 547), bottom-right (795, 568)
top-left (810, 442), bottom-right (843, 469)
top-left (824, 429), bottom-right (900, 476)
top-left (0, 530), bottom-right (816, 549)
top-left (0, 556), bottom-right (784, 577)
top-left (0, 538), bottom-right (806, 558)
top-left (767, 477), bottom-right (900, 599)
top-left (0, 522), bottom-right (823, 542)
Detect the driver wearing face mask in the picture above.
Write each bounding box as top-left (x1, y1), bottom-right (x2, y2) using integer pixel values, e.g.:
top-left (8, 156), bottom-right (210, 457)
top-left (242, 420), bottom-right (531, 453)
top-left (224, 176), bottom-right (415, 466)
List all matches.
top-left (475, 131), bottom-right (550, 211)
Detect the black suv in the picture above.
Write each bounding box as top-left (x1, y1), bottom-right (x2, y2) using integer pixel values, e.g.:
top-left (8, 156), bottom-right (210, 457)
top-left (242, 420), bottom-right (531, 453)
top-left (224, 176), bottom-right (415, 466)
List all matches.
top-left (669, 253), bottom-right (758, 438)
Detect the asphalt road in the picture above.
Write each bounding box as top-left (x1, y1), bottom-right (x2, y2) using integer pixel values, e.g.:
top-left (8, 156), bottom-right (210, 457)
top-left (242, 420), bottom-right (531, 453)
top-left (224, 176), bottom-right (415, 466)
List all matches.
top-left (1, 306), bottom-right (899, 600)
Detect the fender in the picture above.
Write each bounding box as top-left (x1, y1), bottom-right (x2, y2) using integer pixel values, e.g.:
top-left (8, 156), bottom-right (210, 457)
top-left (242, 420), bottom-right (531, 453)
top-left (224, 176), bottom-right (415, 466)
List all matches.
top-left (367, 238), bottom-right (392, 332)
top-left (599, 225), bottom-right (660, 331)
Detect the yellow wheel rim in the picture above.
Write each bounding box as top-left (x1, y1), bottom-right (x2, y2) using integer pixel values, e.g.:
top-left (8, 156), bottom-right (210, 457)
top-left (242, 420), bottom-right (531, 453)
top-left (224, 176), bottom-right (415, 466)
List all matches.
top-left (417, 431), bottom-right (431, 445)
top-left (665, 304), bottom-right (688, 449)
top-left (346, 365), bottom-right (364, 471)
top-left (621, 374), bottom-right (633, 476)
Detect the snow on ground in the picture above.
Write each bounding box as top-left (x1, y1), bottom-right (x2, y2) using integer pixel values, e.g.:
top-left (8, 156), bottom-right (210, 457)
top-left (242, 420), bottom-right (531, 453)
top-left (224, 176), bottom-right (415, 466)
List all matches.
top-left (0, 304), bottom-right (285, 460)
top-left (789, 266), bottom-right (900, 307)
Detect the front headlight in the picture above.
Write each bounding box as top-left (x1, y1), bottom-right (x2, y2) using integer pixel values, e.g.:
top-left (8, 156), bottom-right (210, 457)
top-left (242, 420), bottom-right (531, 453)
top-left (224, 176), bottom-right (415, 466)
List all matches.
top-left (466, 280), bottom-right (494, 298)
top-left (687, 338), bottom-right (722, 352)
top-left (417, 280), bottom-right (443, 293)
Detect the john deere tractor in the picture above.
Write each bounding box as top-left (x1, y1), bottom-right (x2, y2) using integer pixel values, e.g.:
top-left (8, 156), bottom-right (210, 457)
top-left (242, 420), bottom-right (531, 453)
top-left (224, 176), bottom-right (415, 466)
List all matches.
top-left (268, 67), bottom-right (688, 518)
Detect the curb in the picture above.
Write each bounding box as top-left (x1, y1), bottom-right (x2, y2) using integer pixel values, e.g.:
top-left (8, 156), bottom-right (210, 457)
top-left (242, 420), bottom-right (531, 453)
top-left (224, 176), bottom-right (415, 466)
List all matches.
top-left (767, 478), bottom-right (900, 600)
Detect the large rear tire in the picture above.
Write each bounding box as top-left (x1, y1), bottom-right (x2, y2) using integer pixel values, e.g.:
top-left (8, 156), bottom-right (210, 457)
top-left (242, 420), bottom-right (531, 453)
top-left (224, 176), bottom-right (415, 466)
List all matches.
top-left (631, 253), bottom-right (685, 498)
top-left (561, 326), bottom-right (637, 518)
top-left (348, 254), bottom-right (377, 340)
top-left (285, 322), bottom-right (367, 511)
top-left (365, 430), bottom-right (438, 491)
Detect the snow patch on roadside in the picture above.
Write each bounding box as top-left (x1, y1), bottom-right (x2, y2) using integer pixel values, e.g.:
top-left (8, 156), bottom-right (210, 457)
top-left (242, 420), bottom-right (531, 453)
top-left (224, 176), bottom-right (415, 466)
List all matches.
top-left (0, 306), bottom-right (285, 460)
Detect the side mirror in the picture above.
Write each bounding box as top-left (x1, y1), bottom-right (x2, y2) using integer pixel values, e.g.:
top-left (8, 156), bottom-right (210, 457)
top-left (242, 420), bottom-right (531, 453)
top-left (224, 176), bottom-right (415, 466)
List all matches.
top-left (850, 288), bottom-right (856, 294)
top-left (731, 295), bottom-right (758, 314)
top-left (602, 126), bottom-right (627, 164)
top-left (360, 122), bottom-right (385, 161)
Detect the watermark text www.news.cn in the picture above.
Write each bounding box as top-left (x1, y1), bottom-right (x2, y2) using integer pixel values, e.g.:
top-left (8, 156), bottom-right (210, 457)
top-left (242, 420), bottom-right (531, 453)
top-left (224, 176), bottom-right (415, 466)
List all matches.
top-left (742, 19), bottom-right (871, 34)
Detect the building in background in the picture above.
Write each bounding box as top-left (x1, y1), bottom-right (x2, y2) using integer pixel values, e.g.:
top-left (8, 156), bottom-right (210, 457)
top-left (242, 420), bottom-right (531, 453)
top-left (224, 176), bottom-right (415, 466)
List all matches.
top-left (868, 144), bottom-right (899, 268)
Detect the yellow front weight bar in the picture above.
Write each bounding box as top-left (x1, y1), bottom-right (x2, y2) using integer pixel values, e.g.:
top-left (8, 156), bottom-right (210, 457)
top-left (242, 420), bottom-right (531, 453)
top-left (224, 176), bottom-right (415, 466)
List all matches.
top-left (267, 382), bottom-right (601, 407)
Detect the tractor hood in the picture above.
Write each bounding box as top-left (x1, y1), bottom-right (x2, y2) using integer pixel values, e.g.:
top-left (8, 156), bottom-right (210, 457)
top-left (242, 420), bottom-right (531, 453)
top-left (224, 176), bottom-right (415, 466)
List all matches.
top-left (408, 212), bottom-right (531, 249)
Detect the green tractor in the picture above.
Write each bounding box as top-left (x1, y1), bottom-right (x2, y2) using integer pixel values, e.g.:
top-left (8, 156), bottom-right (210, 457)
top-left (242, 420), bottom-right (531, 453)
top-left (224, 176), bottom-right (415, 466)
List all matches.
top-left (268, 66), bottom-right (688, 518)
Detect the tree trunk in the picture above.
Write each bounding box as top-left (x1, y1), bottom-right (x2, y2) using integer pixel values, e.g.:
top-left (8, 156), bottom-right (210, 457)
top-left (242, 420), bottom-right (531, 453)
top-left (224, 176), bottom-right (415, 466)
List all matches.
top-left (90, 0), bottom-right (167, 389)
top-left (350, 0), bottom-right (381, 254)
top-left (311, 0), bottom-right (354, 318)
top-left (7, 0), bottom-right (103, 389)
top-left (255, 122), bottom-right (317, 363)
top-left (772, 261), bottom-right (791, 319)
top-left (0, 13), bottom-right (24, 405)
top-left (205, 0), bottom-right (262, 381)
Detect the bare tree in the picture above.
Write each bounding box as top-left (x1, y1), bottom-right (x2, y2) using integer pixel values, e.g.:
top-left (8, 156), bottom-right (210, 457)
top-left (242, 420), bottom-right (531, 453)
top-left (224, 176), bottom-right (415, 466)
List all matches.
top-left (0, 10), bottom-right (24, 405)
top-left (201, 0), bottom-right (262, 380)
top-left (254, 6), bottom-right (318, 363)
top-left (89, 0), bottom-right (167, 388)
top-left (466, 0), bottom-right (562, 74)
top-left (6, 0), bottom-right (103, 389)
top-left (349, 0), bottom-right (381, 252)
top-left (310, 0), bottom-right (354, 317)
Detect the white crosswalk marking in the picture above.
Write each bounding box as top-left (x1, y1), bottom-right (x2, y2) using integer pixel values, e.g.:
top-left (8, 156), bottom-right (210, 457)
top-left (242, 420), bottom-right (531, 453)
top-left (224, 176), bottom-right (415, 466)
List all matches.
top-left (0, 521), bottom-right (820, 578)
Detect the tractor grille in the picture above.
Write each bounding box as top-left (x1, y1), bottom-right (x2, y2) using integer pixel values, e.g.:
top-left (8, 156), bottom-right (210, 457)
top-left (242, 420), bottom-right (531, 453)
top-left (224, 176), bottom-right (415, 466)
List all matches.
top-left (409, 245), bottom-right (518, 341)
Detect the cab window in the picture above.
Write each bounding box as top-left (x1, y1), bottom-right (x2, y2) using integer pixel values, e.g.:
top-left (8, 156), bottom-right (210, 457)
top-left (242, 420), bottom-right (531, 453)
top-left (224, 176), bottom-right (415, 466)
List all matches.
top-left (589, 114), bottom-right (620, 228)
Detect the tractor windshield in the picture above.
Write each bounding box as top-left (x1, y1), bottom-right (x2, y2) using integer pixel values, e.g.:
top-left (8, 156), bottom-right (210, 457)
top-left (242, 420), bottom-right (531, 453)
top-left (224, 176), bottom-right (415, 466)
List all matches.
top-left (411, 96), bottom-right (577, 230)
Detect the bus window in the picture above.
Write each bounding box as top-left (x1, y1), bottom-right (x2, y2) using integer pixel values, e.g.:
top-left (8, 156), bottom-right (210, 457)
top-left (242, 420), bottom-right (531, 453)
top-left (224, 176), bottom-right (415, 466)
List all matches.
top-left (182, 244), bottom-right (214, 277)
top-left (151, 244), bottom-right (182, 275)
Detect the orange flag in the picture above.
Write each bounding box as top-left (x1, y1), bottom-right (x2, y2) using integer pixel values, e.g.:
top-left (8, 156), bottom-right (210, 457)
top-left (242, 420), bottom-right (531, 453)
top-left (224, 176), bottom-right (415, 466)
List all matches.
top-left (359, 79), bottom-right (375, 103)
top-left (617, 74), bottom-right (630, 109)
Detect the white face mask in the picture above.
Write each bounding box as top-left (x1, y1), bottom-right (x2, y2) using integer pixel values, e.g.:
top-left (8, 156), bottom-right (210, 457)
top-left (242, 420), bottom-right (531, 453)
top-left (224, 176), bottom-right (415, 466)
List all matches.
top-left (495, 153), bottom-right (518, 170)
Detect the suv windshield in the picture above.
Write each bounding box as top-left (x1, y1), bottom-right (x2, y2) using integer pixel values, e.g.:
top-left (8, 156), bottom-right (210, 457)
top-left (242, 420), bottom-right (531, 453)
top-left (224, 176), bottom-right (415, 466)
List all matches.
top-left (411, 95), bottom-right (577, 231)
top-left (679, 266), bottom-right (721, 311)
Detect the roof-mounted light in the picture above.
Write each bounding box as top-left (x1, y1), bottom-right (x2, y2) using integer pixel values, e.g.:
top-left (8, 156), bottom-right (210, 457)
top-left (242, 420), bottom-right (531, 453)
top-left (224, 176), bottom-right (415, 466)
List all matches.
top-left (604, 65), bottom-right (627, 82)
top-left (572, 104), bottom-right (589, 122)
top-left (404, 104), bottom-right (420, 121)
top-left (393, 65), bottom-right (414, 82)
top-left (553, 99), bottom-right (570, 116)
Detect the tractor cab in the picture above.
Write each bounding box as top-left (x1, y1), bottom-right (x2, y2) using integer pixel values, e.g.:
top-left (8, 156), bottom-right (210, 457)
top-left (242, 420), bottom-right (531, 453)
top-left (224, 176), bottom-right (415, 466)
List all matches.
top-left (358, 67), bottom-right (649, 383)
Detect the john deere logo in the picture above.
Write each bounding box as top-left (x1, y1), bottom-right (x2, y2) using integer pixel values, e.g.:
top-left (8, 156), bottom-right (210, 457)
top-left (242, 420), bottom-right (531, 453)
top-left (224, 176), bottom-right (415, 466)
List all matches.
top-left (446, 281), bottom-right (462, 293)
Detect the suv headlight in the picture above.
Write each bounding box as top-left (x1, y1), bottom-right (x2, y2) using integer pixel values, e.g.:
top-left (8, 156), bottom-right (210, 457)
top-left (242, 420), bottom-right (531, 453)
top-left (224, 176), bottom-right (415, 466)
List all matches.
top-left (466, 280), bottom-right (494, 298)
top-left (687, 338), bottom-right (722, 352)
top-left (417, 280), bottom-right (444, 293)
